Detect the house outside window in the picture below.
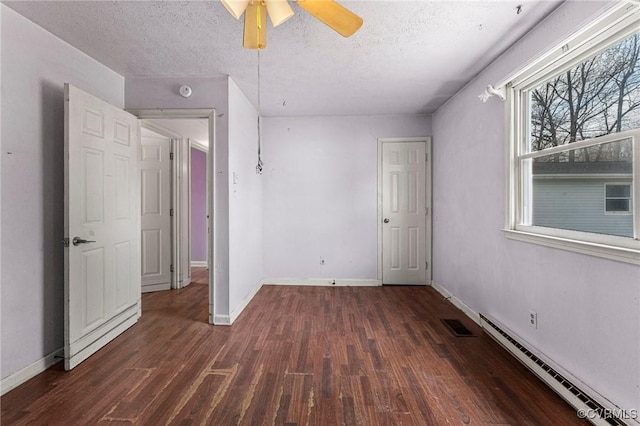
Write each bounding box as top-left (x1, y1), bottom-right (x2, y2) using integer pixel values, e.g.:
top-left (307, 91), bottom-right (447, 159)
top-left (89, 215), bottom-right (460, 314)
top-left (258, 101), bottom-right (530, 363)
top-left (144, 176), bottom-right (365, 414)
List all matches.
top-left (504, 3), bottom-right (640, 264)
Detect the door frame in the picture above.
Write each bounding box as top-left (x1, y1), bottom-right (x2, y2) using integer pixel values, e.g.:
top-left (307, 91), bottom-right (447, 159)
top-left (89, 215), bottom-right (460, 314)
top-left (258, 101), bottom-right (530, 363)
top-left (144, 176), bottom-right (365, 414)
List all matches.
top-left (129, 109), bottom-right (216, 324)
top-left (189, 140), bottom-right (209, 269)
top-left (377, 137), bottom-right (432, 285)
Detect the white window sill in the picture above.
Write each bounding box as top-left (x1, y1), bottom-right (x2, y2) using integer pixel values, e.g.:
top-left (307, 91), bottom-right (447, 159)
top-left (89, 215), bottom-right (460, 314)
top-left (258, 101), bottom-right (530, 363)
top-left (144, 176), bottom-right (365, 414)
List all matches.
top-left (503, 229), bottom-right (640, 265)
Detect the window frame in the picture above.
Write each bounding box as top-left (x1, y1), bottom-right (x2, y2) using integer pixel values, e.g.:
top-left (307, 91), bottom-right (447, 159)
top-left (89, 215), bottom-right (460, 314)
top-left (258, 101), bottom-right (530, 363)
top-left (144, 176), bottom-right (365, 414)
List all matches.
top-left (503, 3), bottom-right (640, 265)
top-left (604, 183), bottom-right (632, 215)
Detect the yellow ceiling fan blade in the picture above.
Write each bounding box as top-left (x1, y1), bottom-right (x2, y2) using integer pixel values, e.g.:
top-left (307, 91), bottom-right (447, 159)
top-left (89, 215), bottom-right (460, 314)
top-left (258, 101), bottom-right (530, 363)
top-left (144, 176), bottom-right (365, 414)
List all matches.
top-left (296, 0), bottom-right (363, 37)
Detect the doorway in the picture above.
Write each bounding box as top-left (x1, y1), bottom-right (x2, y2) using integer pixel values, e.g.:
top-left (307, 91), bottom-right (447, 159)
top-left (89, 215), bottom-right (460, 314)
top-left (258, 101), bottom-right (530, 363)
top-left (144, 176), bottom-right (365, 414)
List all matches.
top-left (377, 137), bottom-right (432, 285)
top-left (130, 109), bottom-right (216, 324)
top-left (190, 142), bottom-right (208, 269)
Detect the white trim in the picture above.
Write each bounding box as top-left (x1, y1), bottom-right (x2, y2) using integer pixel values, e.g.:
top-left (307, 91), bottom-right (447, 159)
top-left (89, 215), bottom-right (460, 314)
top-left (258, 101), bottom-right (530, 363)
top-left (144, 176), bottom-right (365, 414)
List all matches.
top-left (129, 109), bottom-right (216, 325)
top-left (171, 138), bottom-right (180, 289)
top-left (191, 261), bottom-right (208, 267)
top-left (128, 109), bottom-right (217, 119)
top-left (503, 13), bottom-right (640, 263)
top-left (213, 315), bottom-right (231, 325)
top-left (493, 2), bottom-right (638, 90)
top-left (533, 174), bottom-right (631, 180)
top-left (377, 137), bottom-right (432, 285)
top-left (1, 348), bottom-right (63, 396)
top-left (261, 278), bottom-right (382, 287)
top-left (520, 129), bottom-right (637, 161)
top-left (229, 282), bottom-right (263, 323)
top-left (430, 282), bottom-right (481, 326)
top-left (141, 282), bottom-right (172, 293)
top-left (190, 139), bottom-right (209, 153)
top-left (505, 229), bottom-right (640, 265)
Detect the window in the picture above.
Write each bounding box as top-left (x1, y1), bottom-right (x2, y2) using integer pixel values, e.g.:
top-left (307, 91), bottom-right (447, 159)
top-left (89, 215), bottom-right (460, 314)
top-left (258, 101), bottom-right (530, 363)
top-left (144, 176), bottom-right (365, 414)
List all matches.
top-left (605, 183), bottom-right (632, 214)
top-left (505, 3), bottom-right (640, 264)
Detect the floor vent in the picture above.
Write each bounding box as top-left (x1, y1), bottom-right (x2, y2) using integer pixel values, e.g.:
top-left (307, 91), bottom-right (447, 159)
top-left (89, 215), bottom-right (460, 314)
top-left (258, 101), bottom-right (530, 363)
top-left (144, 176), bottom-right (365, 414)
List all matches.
top-left (441, 319), bottom-right (474, 337)
top-left (480, 314), bottom-right (628, 426)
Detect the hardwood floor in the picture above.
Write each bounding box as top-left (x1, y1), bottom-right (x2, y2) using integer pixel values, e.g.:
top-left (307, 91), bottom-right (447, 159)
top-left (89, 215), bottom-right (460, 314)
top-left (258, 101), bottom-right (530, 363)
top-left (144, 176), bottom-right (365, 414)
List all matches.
top-left (2, 268), bottom-right (587, 425)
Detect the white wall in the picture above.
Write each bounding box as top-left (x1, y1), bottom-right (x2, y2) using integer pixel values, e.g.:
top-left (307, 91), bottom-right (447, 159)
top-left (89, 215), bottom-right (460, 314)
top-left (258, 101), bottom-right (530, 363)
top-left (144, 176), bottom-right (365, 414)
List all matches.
top-left (262, 114), bottom-right (431, 281)
top-left (228, 80), bottom-right (263, 320)
top-left (125, 76), bottom-right (232, 318)
top-left (0, 5), bottom-right (125, 380)
top-left (432, 1), bottom-right (639, 412)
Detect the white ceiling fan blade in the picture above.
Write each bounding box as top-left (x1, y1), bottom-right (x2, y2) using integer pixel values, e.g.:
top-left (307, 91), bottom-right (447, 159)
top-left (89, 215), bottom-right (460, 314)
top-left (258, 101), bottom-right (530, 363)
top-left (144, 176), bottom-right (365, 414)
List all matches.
top-left (265, 0), bottom-right (295, 27)
top-left (221, 0), bottom-right (251, 19)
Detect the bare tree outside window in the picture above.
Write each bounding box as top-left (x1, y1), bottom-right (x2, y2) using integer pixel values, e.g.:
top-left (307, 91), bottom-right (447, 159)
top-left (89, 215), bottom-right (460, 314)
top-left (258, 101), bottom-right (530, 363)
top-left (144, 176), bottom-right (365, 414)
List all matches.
top-left (530, 32), bottom-right (640, 162)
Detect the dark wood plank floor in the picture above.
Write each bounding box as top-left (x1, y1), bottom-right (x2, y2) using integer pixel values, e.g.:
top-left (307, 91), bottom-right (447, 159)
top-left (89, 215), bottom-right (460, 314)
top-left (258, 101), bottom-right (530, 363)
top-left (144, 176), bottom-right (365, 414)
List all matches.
top-left (2, 268), bottom-right (586, 425)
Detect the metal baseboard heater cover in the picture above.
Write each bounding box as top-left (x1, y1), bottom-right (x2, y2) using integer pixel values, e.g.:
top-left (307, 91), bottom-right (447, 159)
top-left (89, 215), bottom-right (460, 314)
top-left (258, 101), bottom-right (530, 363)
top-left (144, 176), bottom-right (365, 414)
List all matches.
top-left (479, 314), bottom-right (632, 426)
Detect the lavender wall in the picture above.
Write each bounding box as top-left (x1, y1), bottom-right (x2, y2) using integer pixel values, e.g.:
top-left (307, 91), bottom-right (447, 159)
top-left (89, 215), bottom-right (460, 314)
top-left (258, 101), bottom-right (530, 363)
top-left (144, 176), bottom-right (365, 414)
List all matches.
top-left (262, 114), bottom-right (431, 281)
top-left (1, 5), bottom-right (125, 382)
top-left (432, 1), bottom-right (639, 412)
top-left (191, 147), bottom-right (207, 263)
top-left (227, 79), bottom-right (263, 321)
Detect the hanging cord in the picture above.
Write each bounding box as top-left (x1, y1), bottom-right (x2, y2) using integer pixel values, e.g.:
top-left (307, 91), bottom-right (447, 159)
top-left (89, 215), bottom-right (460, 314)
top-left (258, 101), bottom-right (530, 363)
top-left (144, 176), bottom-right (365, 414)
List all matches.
top-left (256, 50), bottom-right (264, 175)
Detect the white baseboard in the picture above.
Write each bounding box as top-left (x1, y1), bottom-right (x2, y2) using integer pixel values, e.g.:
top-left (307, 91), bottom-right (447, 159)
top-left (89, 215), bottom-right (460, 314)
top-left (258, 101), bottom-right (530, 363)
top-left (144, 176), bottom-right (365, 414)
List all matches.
top-left (190, 261), bottom-right (207, 268)
top-left (141, 282), bottom-right (171, 293)
top-left (430, 281), bottom-right (480, 326)
top-left (230, 281), bottom-right (263, 323)
top-left (213, 314), bottom-right (231, 325)
top-left (261, 278), bottom-right (382, 287)
top-left (1, 348), bottom-right (63, 396)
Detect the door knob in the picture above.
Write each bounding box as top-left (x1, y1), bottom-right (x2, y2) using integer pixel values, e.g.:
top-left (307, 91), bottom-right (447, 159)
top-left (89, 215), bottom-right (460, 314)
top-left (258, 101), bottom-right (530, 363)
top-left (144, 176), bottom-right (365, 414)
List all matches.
top-left (73, 237), bottom-right (96, 246)
top-left (383, 218), bottom-right (390, 223)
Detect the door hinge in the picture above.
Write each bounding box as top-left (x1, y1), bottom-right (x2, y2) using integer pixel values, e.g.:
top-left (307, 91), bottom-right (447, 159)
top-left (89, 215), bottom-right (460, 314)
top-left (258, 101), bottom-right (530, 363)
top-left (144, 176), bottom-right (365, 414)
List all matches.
top-left (425, 153), bottom-right (428, 162)
top-left (170, 264), bottom-right (175, 273)
top-left (426, 261), bottom-right (429, 269)
top-left (425, 207), bottom-right (429, 216)
top-left (170, 208), bottom-right (174, 216)
top-left (170, 152), bottom-right (174, 160)
top-left (62, 237), bottom-right (70, 247)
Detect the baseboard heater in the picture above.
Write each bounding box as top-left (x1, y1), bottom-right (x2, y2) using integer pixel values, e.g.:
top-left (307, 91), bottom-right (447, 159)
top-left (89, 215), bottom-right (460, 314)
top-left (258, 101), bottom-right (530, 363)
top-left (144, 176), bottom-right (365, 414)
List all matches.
top-left (479, 314), bottom-right (631, 426)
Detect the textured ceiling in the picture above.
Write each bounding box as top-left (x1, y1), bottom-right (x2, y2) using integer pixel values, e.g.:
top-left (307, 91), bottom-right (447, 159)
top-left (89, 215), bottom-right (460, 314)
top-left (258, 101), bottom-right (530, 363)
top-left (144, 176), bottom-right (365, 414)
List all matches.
top-left (3, 0), bottom-right (562, 116)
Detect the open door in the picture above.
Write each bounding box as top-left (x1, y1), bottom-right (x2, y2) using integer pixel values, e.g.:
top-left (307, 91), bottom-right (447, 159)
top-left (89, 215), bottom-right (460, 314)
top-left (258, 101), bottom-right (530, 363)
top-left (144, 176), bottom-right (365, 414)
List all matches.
top-left (140, 126), bottom-right (173, 293)
top-left (64, 84), bottom-right (141, 370)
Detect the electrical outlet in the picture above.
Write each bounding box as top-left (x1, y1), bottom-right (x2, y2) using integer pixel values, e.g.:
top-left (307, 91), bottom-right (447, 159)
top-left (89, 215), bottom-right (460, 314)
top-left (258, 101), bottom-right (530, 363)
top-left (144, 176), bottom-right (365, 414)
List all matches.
top-left (529, 310), bottom-right (538, 329)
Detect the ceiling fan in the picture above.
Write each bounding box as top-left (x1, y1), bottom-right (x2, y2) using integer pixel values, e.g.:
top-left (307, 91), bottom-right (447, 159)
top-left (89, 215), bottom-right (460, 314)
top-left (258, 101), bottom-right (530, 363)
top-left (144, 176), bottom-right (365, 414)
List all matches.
top-left (221, 0), bottom-right (364, 49)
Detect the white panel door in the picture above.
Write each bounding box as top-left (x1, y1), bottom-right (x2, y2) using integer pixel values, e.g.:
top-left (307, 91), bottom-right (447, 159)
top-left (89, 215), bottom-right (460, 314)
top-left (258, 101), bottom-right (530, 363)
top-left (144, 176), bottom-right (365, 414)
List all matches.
top-left (381, 141), bottom-right (428, 285)
top-left (64, 84), bottom-right (140, 370)
top-left (140, 128), bottom-right (172, 292)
